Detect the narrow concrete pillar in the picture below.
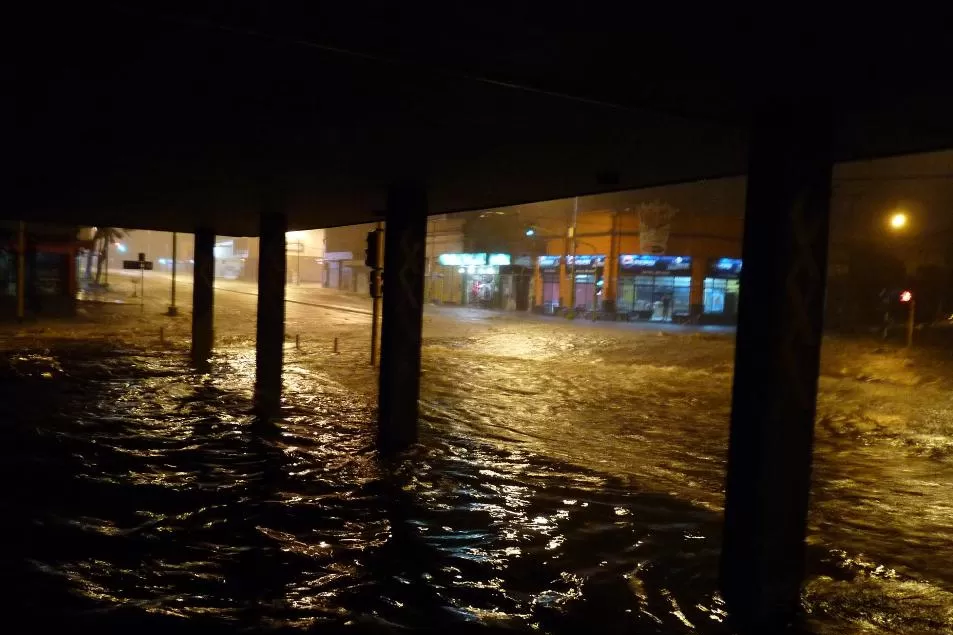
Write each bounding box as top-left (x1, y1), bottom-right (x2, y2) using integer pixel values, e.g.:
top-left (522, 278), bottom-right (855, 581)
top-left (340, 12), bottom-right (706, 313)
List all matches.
top-left (378, 183), bottom-right (427, 454)
top-left (720, 103), bottom-right (833, 631)
top-left (603, 211), bottom-right (620, 313)
top-left (254, 209), bottom-right (287, 417)
top-left (190, 227), bottom-right (215, 369)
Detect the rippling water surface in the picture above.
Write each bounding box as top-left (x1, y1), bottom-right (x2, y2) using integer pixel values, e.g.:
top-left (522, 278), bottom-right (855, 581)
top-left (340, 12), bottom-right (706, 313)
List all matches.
top-left (4, 314), bottom-right (953, 634)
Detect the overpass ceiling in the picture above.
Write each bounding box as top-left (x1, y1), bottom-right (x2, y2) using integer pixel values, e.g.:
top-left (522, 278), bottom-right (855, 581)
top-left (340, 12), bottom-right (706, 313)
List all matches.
top-left (13, 4), bottom-right (953, 235)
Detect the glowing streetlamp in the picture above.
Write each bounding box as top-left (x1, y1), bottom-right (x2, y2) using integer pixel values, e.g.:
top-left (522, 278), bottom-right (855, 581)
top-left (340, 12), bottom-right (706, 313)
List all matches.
top-left (889, 211), bottom-right (908, 231)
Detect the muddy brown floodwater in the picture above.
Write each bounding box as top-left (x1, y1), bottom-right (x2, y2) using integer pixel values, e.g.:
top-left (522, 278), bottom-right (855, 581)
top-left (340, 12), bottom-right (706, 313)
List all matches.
top-left (3, 286), bottom-right (953, 634)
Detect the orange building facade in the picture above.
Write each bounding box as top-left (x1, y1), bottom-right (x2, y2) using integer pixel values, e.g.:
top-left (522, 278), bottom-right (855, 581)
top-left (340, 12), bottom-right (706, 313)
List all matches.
top-left (533, 208), bottom-right (744, 323)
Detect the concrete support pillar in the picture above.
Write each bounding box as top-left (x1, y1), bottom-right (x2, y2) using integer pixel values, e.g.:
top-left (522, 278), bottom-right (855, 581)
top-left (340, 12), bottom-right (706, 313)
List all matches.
top-left (689, 256), bottom-right (707, 318)
top-left (254, 209), bottom-right (287, 417)
top-left (532, 257), bottom-right (542, 309)
top-left (603, 211), bottom-right (620, 312)
top-left (378, 183), bottom-right (427, 454)
top-left (190, 227), bottom-right (215, 369)
top-left (558, 254), bottom-right (570, 309)
top-left (16, 221), bottom-right (25, 321)
top-left (720, 103), bottom-right (832, 632)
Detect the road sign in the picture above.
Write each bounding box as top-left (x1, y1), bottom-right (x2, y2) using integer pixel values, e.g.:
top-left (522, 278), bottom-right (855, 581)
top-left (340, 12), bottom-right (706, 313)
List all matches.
top-left (123, 260), bottom-right (154, 270)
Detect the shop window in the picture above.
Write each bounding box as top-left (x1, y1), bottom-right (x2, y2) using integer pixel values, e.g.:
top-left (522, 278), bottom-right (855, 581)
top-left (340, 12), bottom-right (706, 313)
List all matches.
top-left (36, 252), bottom-right (67, 296)
top-left (672, 276), bottom-right (691, 315)
top-left (573, 273), bottom-right (596, 310)
top-left (704, 278), bottom-right (740, 314)
top-left (541, 272), bottom-right (560, 307)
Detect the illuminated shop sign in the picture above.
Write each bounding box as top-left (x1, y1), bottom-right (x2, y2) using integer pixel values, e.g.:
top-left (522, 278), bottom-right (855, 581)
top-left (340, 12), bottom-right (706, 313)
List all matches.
top-left (619, 254), bottom-right (692, 272)
top-left (537, 255), bottom-right (561, 269)
top-left (439, 253), bottom-right (483, 266)
top-left (565, 254), bottom-right (605, 268)
top-left (438, 253), bottom-right (511, 266)
top-left (710, 258), bottom-right (743, 276)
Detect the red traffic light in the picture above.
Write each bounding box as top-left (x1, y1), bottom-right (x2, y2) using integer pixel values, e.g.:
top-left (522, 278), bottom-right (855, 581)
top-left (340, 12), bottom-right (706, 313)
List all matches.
top-left (899, 290), bottom-right (913, 303)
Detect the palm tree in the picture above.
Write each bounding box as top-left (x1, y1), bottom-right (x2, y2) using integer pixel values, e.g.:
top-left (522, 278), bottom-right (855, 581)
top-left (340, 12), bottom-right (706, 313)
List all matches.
top-left (87, 227), bottom-right (127, 285)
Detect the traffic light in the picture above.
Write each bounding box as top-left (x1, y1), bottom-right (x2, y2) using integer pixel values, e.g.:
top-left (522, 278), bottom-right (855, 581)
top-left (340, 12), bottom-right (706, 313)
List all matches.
top-left (899, 290), bottom-right (913, 303)
top-left (369, 269), bottom-right (383, 298)
top-left (365, 229), bottom-right (383, 269)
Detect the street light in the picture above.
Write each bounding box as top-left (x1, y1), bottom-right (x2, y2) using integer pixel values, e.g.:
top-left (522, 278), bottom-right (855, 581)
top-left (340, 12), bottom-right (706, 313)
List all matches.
top-left (889, 211), bottom-right (909, 230)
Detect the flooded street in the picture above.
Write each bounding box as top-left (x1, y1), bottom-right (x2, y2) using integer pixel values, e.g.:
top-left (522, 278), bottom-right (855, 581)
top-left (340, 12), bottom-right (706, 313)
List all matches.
top-left (4, 280), bottom-right (953, 633)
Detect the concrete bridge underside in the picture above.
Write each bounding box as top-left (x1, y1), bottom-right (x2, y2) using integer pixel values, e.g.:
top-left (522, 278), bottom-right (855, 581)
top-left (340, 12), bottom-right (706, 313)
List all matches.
top-left (12, 4), bottom-right (953, 632)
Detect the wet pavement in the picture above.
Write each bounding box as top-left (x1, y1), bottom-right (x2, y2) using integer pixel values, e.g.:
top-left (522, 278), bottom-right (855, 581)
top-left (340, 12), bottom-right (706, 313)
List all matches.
top-left (2, 277), bottom-right (953, 633)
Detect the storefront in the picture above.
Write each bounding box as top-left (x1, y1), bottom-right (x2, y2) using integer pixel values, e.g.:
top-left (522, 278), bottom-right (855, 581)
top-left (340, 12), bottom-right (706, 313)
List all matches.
top-left (703, 257), bottom-right (742, 323)
top-left (1, 223), bottom-right (83, 318)
top-left (499, 263), bottom-right (532, 311)
top-left (537, 255), bottom-right (561, 312)
top-left (437, 253), bottom-right (511, 307)
top-left (617, 254), bottom-right (692, 321)
top-left (565, 254), bottom-right (606, 311)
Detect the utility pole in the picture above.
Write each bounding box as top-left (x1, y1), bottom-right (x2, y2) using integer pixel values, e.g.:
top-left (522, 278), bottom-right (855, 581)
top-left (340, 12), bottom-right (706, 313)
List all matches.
top-left (905, 295), bottom-right (916, 348)
top-left (168, 232), bottom-right (178, 316)
top-left (569, 196), bottom-right (579, 310)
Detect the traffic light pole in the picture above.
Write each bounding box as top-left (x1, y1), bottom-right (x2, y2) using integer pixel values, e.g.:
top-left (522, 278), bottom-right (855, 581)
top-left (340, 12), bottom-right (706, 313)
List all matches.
top-left (906, 297), bottom-right (915, 348)
top-left (371, 276), bottom-right (382, 366)
top-left (368, 222), bottom-right (384, 366)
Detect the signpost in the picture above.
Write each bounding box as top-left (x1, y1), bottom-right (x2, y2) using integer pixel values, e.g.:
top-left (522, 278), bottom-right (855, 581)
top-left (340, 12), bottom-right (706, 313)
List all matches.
top-left (123, 253), bottom-right (153, 312)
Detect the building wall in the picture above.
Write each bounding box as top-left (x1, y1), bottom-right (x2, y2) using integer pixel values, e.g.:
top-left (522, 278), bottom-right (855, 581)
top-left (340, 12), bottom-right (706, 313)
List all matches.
top-left (0, 222), bottom-right (81, 318)
top-left (540, 208), bottom-right (743, 315)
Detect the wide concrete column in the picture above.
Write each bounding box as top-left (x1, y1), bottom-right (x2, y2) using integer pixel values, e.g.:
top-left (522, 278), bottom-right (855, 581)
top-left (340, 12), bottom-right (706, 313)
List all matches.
top-left (720, 102), bottom-right (833, 631)
top-left (378, 183), bottom-right (427, 454)
top-left (254, 209), bottom-right (287, 417)
top-left (190, 227), bottom-right (215, 369)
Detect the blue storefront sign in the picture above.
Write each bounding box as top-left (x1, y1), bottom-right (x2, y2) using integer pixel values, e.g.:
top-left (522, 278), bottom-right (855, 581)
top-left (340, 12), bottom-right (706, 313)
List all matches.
top-left (710, 257), bottom-right (743, 277)
top-left (537, 255), bottom-right (561, 269)
top-left (619, 254), bottom-right (692, 273)
top-left (565, 254), bottom-right (606, 269)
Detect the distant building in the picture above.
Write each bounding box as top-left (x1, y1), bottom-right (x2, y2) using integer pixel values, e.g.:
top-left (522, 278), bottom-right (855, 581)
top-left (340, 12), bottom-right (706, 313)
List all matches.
top-left (533, 206), bottom-right (744, 322)
top-left (322, 217), bottom-right (465, 297)
top-left (0, 222), bottom-right (87, 318)
top-left (428, 204), bottom-right (745, 322)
